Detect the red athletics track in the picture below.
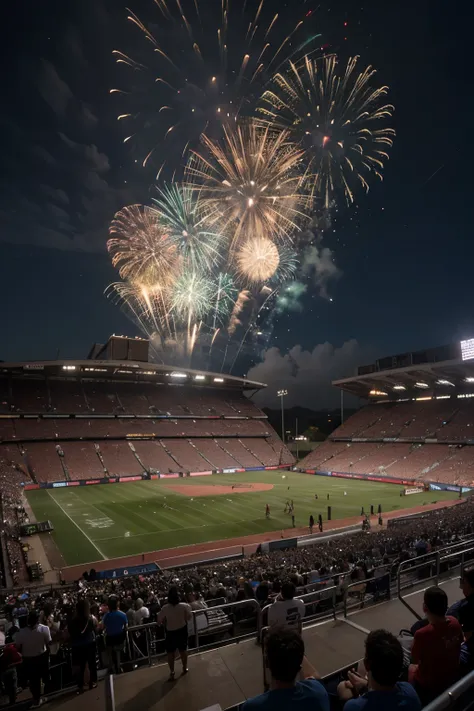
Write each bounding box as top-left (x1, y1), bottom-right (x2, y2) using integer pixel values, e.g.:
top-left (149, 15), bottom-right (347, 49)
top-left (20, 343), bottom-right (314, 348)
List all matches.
top-left (60, 498), bottom-right (463, 582)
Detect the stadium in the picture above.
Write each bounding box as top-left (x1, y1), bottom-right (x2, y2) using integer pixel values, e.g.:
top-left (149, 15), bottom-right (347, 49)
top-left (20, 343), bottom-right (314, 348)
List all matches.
top-left (1, 335), bottom-right (474, 711)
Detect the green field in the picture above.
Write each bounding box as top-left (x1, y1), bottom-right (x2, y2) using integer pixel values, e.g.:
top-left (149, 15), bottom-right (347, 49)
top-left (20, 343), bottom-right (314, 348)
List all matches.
top-left (25, 472), bottom-right (460, 566)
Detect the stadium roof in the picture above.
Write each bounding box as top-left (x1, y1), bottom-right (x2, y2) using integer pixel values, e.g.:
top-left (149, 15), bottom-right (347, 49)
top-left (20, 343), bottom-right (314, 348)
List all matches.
top-left (333, 357), bottom-right (474, 399)
top-left (0, 360), bottom-right (266, 391)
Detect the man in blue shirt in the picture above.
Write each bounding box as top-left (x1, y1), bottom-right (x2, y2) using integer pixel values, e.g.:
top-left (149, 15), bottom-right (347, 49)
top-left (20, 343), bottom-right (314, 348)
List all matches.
top-left (338, 630), bottom-right (421, 711)
top-left (101, 596), bottom-right (128, 674)
top-left (242, 628), bottom-right (329, 711)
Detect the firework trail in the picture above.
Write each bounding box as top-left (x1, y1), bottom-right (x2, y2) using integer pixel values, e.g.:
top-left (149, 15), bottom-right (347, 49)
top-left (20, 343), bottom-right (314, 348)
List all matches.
top-left (259, 55), bottom-right (395, 205)
top-left (112, 0), bottom-right (323, 173)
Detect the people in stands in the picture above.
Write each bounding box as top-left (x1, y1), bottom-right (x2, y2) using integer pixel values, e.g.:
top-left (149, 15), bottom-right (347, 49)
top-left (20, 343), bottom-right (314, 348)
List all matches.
top-left (337, 629), bottom-right (421, 711)
top-left (14, 610), bottom-right (51, 708)
top-left (243, 627), bottom-right (328, 711)
top-left (101, 595), bottom-right (128, 675)
top-left (267, 581), bottom-right (305, 630)
top-left (186, 591), bottom-right (208, 611)
top-left (409, 586), bottom-right (462, 704)
top-left (134, 597), bottom-right (150, 624)
top-left (157, 585), bottom-right (192, 681)
top-left (447, 566), bottom-right (474, 671)
top-left (68, 599), bottom-right (98, 693)
top-left (0, 642), bottom-right (22, 705)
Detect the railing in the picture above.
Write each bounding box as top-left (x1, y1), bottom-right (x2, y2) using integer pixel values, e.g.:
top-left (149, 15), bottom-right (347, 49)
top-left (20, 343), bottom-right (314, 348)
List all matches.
top-left (397, 539), bottom-right (474, 619)
top-left (5, 540), bottom-right (473, 706)
top-left (123, 598), bottom-right (262, 666)
top-left (105, 673), bottom-right (116, 711)
top-left (421, 670), bottom-right (474, 711)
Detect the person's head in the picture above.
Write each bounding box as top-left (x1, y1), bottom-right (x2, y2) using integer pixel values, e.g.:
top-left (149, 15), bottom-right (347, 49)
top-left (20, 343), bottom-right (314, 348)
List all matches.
top-left (364, 630), bottom-right (403, 688)
top-left (168, 586), bottom-right (180, 606)
top-left (461, 567), bottom-right (474, 598)
top-left (281, 581), bottom-right (296, 601)
top-left (75, 598), bottom-right (90, 619)
top-left (27, 610), bottom-right (39, 629)
top-left (108, 595), bottom-right (119, 612)
top-left (265, 628), bottom-right (304, 685)
top-left (135, 598), bottom-right (144, 610)
top-left (42, 602), bottom-right (53, 619)
top-left (423, 586), bottom-right (448, 619)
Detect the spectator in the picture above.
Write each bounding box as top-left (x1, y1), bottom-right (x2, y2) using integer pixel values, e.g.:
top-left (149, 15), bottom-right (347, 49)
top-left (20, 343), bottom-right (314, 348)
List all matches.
top-left (101, 595), bottom-right (128, 675)
top-left (14, 610), bottom-right (51, 708)
top-left (134, 597), bottom-right (150, 625)
top-left (0, 642), bottom-right (22, 705)
top-left (68, 599), bottom-right (98, 693)
top-left (39, 603), bottom-right (61, 658)
top-left (157, 586), bottom-right (192, 681)
top-left (409, 586), bottom-right (462, 703)
top-left (338, 630), bottom-right (421, 711)
top-left (123, 597), bottom-right (136, 626)
top-left (267, 581), bottom-right (305, 630)
top-left (448, 566), bottom-right (474, 671)
top-left (243, 627), bottom-right (329, 711)
top-left (256, 582), bottom-right (271, 608)
top-left (187, 591), bottom-right (208, 611)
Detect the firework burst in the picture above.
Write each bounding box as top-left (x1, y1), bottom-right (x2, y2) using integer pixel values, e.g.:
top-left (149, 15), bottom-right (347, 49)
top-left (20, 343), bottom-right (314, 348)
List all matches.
top-left (237, 236), bottom-right (280, 283)
top-left (107, 205), bottom-right (178, 285)
top-left (112, 0), bottom-right (324, 172)
top-left (152, 183), bottom-right (226, 273)
top-left (259, 55), bottom-right (395, 205)
top-left (186, 120), bottom-right (312, 250)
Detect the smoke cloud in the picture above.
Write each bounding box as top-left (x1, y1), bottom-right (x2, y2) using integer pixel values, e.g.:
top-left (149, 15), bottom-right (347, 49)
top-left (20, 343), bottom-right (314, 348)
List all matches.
top-left (301, 245), bottom-right (341, 299)
top-left (247, 339), bottom-right (372, 409)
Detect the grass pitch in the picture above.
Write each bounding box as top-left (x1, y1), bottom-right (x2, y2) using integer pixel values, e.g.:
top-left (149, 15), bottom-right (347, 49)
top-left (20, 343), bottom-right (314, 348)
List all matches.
top-left (25, 471), bottom-right (460, 566)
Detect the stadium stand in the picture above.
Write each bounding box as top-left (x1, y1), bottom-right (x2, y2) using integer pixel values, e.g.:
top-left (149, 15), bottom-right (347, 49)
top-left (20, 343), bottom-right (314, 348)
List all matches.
top-left (162, 438), bottom-right (212, 471)
top-left (191, 438), bottom-right (240, 468)
top-left (0, 359), bottom-right (287, 482)
top-left (10, 378), bottom-right (49, 413)
top-left (61, 442), bottom-right (105, 480)
top-left (23, 442), bottom-right (65, 482)
top-left (82, 380), bottom-right (120, 413)
top-left (300, 341), bottom-right (474, 486)
top-left (218, 438), bottom-right (264, 467)
top-left (114, 383), bottom-right (153, 415)
top-left (49, 378), bottom-right (88, 413)
top-left (98, 441), bottom-right (144, 476)
top-left (132, 439), bottom-right (186, 473)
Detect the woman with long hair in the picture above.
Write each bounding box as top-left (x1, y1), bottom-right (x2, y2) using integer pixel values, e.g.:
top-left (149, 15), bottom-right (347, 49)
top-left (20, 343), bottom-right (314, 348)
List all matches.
top-left (68, 599), bottom-right (98, 693)
top-left (157, 586), bottom-right (192, 681)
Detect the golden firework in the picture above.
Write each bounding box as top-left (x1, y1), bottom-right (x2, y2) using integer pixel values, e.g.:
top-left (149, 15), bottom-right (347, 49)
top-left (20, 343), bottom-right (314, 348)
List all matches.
top-left (107, 205), bottom-right (178, 285)
top-left (186, 120), bottom-right (312, 249)
top-left (236, 237), bottom-right (280, 283)
top-left (259, 55), bottom-right (395, 205)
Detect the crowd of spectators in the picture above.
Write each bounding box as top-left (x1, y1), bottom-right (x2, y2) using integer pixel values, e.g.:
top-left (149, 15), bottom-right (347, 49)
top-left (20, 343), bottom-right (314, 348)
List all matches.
top-left (0, 498), bottom-right (472, 705)
top-left (0, 487), bottom-right (29, 587)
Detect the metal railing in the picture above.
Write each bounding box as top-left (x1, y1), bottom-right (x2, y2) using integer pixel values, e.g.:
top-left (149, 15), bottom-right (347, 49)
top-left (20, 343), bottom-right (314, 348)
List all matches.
top-left (422, 670), bottom-right (474, 711)
top-left (397, 539), bottom-right (474, 619)
top-left (122, 598), bottom-right (262, 667)
top-left (105, 673), bottom-right (116, 711)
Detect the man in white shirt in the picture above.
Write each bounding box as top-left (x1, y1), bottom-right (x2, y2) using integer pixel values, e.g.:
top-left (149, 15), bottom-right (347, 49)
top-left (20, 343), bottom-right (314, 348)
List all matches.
top-left (134, 598), bottom-right (150, 625)
top-left (267, 582), bottom-right (305, 630)
top-left (14, 611), bottom-right (51, 708)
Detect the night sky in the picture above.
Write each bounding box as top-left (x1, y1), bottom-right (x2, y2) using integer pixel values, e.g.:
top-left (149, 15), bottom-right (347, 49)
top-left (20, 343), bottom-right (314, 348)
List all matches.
top-left (1, 0), bottom-right (473, 408)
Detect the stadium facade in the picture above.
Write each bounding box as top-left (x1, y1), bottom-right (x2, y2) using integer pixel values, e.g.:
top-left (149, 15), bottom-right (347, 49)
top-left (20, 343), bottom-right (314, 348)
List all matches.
top-left (0, 336), bottom-right (294, 491)
top-left (299, 339), bottom-right (474, 492)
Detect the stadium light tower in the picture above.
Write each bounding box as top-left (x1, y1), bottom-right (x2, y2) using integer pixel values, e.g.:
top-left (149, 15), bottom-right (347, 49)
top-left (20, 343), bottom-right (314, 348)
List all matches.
top-left (277, 389), bottom-right (288, 444)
